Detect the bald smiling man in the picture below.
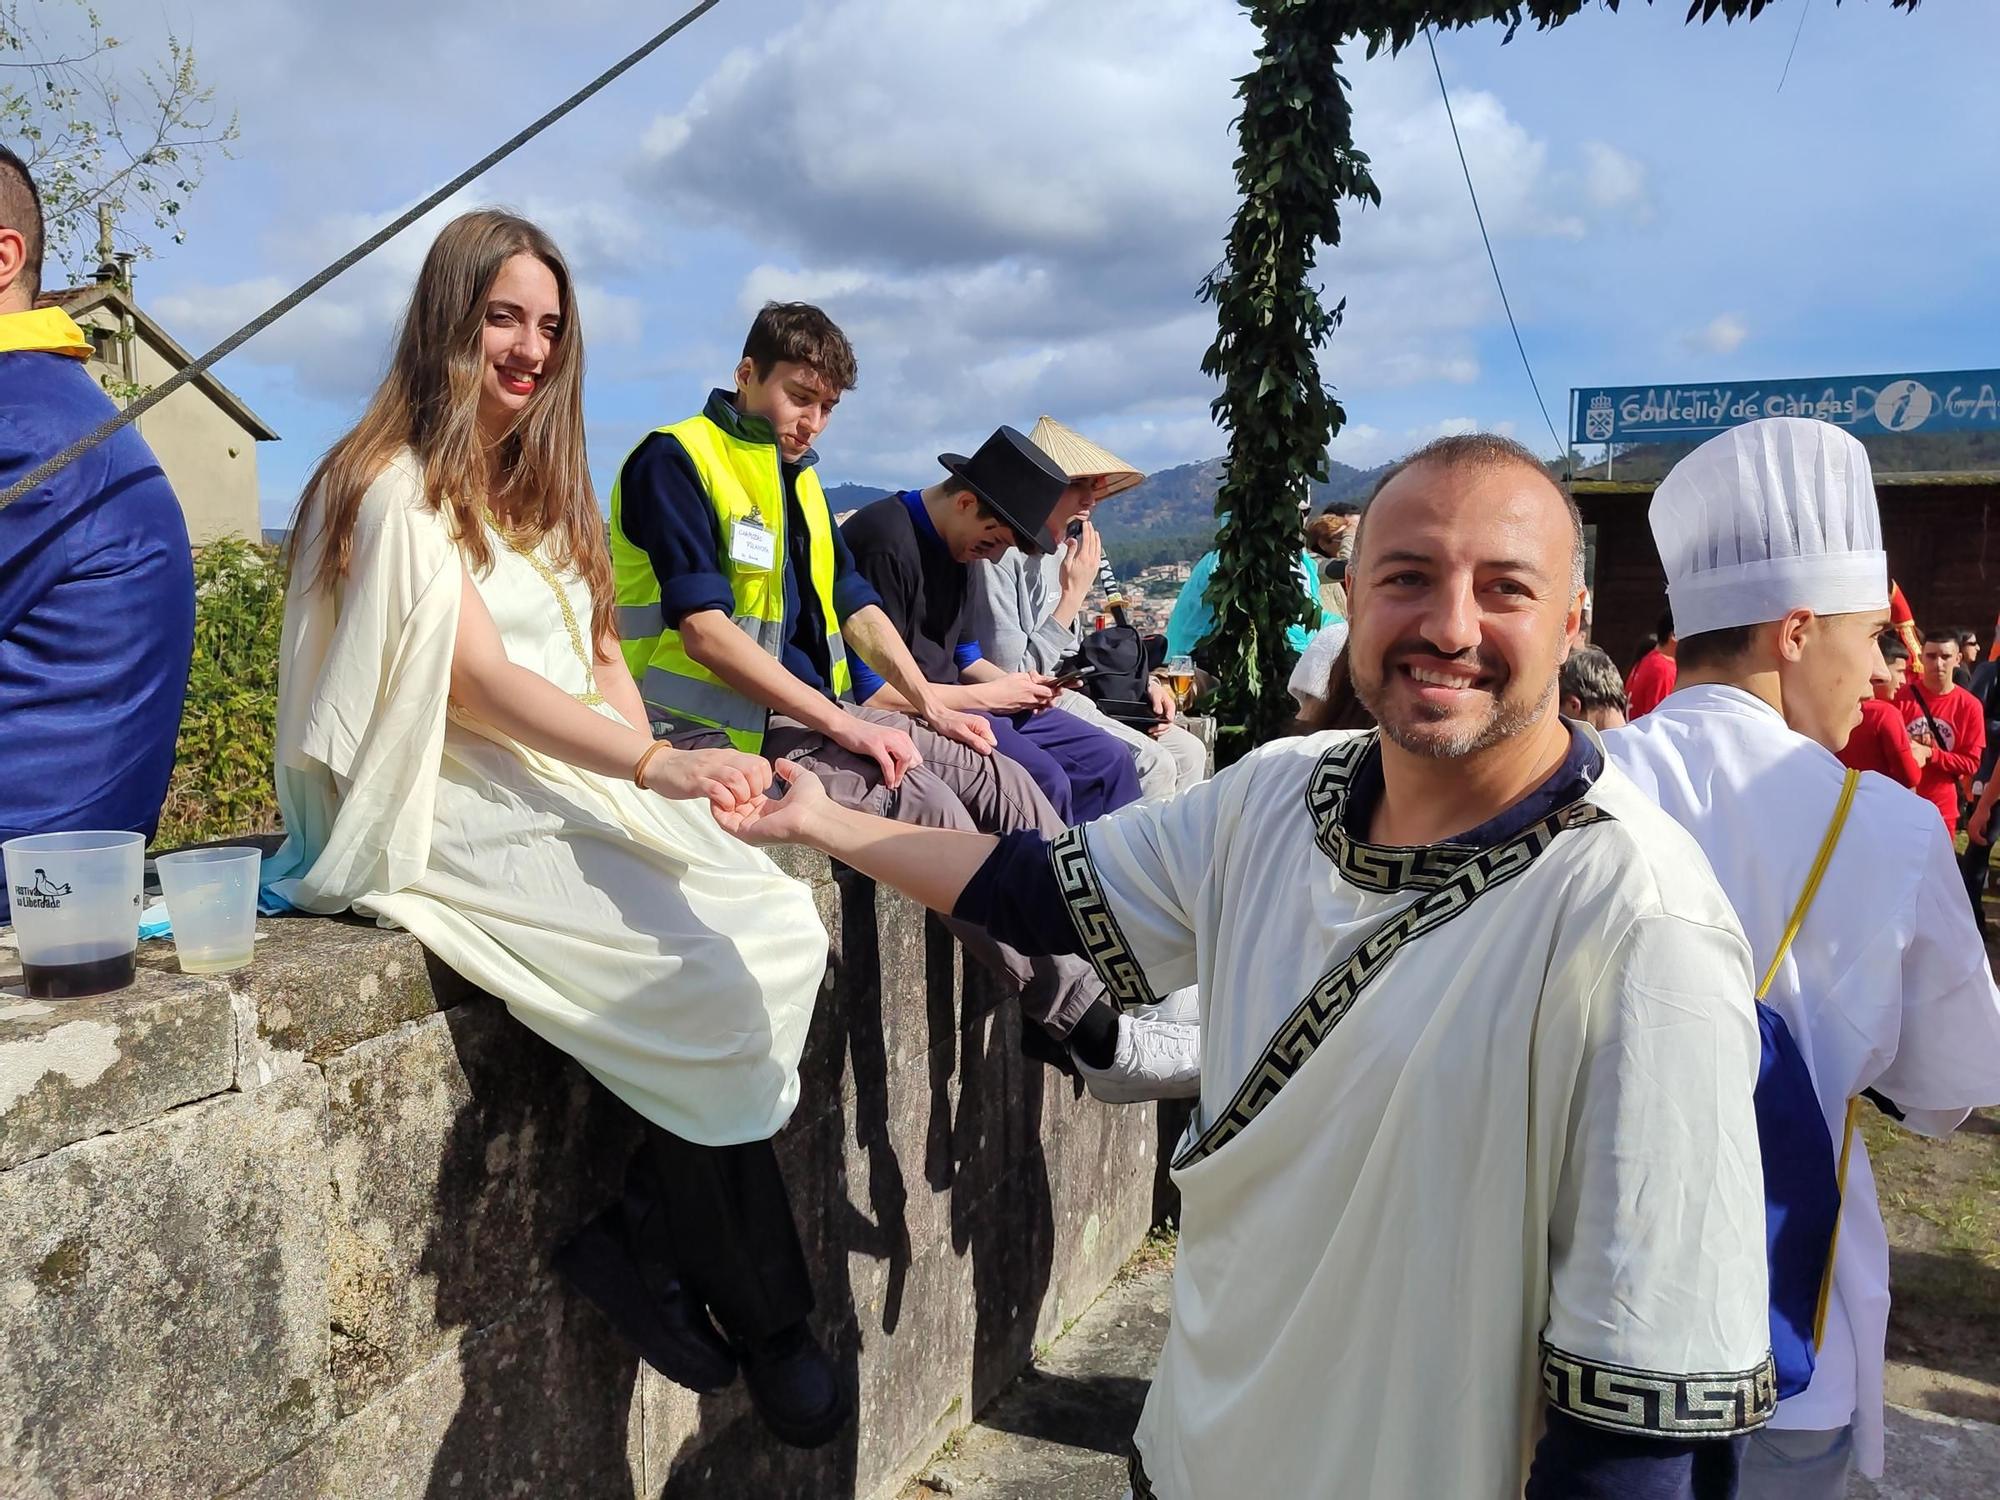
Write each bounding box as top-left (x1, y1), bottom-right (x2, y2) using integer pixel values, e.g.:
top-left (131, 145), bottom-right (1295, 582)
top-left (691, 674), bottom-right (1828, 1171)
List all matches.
top-left (723, 432), bottom-right (1777, 1499)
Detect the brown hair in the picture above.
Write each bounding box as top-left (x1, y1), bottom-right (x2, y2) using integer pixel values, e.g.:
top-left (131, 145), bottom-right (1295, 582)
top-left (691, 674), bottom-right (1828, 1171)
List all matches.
top-left (743, 301), bottom-right (858, 391)
top-left (0, 145), bottom-right (43, 301)
top-left (289, 210), bottom-right (612, 645)
top-left (1675, 625), bottom-right (1758, 673)
top-left (1304, 513), bottom-right (1349, 560)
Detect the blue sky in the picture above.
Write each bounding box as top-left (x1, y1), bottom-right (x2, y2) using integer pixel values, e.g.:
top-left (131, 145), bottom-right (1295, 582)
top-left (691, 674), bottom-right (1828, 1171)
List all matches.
top-left (59, 0), bottom-right (2000, 526)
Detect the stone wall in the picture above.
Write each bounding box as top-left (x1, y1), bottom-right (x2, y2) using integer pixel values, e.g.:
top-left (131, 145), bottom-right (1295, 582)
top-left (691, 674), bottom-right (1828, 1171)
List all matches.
top-left (0, 849), bottom-right (1176, 1500)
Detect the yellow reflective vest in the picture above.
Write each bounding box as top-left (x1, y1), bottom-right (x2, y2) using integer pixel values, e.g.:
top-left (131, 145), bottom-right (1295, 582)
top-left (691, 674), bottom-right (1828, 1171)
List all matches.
top-left (609, 412), bottom-right (852, 752)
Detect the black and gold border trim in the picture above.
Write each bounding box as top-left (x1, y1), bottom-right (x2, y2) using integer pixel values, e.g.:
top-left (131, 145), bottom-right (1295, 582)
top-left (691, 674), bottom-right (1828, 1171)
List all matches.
top-left (1308, 733), bottom-right (1481, 893)
top-left (1542, 1343), bottom-right (1777, 1436)
top-left (1173, 739), bottom-right (1610, 1171)
top-left (1051, 825), bottom-right (1160, 1011)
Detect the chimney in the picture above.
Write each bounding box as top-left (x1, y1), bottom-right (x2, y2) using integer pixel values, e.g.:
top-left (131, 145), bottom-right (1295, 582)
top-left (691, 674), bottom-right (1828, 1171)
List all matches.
top-left (93, 205), bottom-right (118, 285)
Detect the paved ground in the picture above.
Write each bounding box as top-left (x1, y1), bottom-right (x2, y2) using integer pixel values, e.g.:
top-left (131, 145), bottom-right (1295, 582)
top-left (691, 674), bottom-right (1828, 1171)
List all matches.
top-left (898, 1255), bottom-right (1169, 1500)
top-left (900, 1244), bottom-right (2000, 1500)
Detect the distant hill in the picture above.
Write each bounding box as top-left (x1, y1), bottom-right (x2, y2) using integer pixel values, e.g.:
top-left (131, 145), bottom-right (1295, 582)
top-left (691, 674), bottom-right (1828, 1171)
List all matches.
top-left (1092, 455), bottom-right (1385, 545)
top-left (818, 456), bottom-right (1383, 572)
top-left (822, 482), bottom-right (892, 516)
top-left (1089, 456), bottom-right (1387, 577)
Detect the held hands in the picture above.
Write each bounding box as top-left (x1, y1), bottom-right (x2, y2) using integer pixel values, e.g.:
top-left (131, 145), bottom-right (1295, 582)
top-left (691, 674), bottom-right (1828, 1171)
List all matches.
top-left (643, 746), bottom-right (774, 815)
top-left (714, 760), bottom-right (829, 846)
top-left (832, 715), bottom-right (922, 789)
top-left (977, 672), bottom-right (1059, 714)
top-left (1912, 740), bottom-right (1933, 767)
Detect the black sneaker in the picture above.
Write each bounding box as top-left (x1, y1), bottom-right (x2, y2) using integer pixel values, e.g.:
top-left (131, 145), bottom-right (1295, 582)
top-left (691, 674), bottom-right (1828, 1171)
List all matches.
top-left (555, 1206), bottom-right (737, 1394)
top-left (738, 1322), bottom-right (848, 1448)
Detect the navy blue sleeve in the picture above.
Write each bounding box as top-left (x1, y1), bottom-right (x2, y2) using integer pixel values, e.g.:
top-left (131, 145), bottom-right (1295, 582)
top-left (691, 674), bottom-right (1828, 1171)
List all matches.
top-left (952, 830), bottom-right (1086, 957)
top-left (1525, 1408), bottom-right (1744, 1500)
top-left (849, 652), bottom-right (888, 704)
top-left (618, 433), bottom-right (735, 627)
top-left (826, 515), bottom-right (882, 623)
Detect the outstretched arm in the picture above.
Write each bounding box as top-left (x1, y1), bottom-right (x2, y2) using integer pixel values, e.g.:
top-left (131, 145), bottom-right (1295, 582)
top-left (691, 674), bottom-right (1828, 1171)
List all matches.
top-left (727, 761), bottom-right (1000, 915)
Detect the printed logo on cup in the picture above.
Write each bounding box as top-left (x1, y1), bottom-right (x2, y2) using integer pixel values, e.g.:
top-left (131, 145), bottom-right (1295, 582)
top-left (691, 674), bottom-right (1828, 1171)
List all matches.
top-left (10, 868), bottom-right (73, 911)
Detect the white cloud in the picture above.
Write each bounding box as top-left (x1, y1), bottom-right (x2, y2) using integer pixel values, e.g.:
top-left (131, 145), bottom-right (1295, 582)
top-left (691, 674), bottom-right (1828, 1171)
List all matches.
top-left (627, 0), bottom-right (1607, 481)
top-left (1580, 142), bottom-right (1652, 223)
top-left (153, 189), bottom-right (655, 404)
top-left (1682, 313), bottom-right (1749, 356)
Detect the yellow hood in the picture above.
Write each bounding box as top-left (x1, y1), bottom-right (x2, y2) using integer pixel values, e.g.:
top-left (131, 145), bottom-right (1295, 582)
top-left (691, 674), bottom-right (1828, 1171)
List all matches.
top-left (0, 306), bottom-right (92, 358)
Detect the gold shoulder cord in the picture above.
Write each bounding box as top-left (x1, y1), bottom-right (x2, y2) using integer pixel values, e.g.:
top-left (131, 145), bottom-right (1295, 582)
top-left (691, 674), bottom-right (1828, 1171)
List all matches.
top-left (485, 514), bottom-right (604, 706)
top-left (1755, 768), bottom-right (1860, 1348)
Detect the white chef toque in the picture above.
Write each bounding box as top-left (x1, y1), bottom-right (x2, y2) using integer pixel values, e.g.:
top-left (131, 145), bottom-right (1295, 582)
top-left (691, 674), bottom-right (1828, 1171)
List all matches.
top-left (1650, 416), bottom-right (1889, 636)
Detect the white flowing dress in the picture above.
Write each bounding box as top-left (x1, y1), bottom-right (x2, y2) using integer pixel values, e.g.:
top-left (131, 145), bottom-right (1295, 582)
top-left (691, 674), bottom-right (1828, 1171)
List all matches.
top-left (264, 452), bottom-right (826, 1146)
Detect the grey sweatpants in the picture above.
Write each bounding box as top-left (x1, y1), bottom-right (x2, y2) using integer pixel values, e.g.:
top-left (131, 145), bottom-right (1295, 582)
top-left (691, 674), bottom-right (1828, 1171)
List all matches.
top-left (668, 703), bottom-right (1104, 1038)
top-left (1054, 689), bottom-right (1208, 799)
top-left (1738, 1425), bottom-right (1853, 1500)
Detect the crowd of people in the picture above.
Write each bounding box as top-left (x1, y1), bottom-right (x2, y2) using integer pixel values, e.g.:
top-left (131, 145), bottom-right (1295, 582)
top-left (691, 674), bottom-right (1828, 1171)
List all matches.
top-left (7, 150), bottom-right (2000, 1500)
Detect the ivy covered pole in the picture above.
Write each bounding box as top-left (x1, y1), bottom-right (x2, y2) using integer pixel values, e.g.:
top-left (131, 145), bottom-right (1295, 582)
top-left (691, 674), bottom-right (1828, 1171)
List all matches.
top-left (1200, 1), bottom-right (1378, 746)
top-left (1198, 0), bottom-right (1924, 747)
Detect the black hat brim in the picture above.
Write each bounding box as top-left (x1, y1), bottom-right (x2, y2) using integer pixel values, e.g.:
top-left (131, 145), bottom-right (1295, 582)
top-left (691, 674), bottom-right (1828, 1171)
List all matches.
top-left (938, 452), bottom-right (1050, 556)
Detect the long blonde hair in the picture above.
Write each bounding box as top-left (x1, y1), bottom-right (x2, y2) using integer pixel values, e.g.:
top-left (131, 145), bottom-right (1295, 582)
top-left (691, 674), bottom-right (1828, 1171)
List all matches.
top-left (290, 209), bottom-right (613, 645)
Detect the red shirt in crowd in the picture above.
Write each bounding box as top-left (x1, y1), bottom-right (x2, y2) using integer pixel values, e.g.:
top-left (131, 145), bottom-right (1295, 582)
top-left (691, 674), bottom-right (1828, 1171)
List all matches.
top-left (1624, 648), bottom-right (1677, 719)
top-left (1897, 682), bottom-right (1986, 832)
top-left (1837, 698), bottom-right (1922, 788)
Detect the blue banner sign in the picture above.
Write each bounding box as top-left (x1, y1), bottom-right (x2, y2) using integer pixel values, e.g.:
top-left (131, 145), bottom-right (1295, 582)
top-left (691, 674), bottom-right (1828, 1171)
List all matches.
top-left (1571, 371), bottom-right (2000, 444)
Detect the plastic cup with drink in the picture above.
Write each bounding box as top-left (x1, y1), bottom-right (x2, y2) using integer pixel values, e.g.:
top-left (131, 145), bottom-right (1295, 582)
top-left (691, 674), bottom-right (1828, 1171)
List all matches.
top-left (3, 830), bottom-right (145, 999)
top-left (155, 847), bottom-right (262, 974)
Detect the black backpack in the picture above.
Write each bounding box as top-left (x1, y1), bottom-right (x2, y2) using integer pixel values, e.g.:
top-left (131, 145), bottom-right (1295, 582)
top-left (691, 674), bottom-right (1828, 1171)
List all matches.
top-left (1054, 625), bottom-right (1165, 727)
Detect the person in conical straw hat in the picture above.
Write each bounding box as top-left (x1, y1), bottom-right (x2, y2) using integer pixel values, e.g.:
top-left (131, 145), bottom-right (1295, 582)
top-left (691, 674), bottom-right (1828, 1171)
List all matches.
top-left (1605, 416), bottom-right (2000, 1498)
top-left (964, 416), bottom-right (1209, 800)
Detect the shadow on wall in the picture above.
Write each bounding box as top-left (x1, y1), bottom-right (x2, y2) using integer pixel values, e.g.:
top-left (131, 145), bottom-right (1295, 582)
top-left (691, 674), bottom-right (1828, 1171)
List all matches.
top-left (401, 868), bottom-right (1065, 1498)
top-left (655, 871), bottom-right (1060, 1496)
top-left (412, 958), bottom-right (643, 1497)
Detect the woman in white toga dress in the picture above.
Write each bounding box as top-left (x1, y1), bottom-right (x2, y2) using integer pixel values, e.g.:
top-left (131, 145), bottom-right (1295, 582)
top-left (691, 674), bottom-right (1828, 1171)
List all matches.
top-left (263, 210), bottom-right (845, 1447)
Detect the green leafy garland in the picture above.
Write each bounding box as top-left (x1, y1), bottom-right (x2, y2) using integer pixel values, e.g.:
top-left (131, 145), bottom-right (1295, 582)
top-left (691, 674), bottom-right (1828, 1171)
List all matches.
top-left (1201, 0), bottom-right (1921, 746)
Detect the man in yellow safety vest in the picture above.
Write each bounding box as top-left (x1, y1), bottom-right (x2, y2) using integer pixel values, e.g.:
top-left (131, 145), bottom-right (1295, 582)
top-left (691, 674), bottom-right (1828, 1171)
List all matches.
top-left (601, 301), bottom-right (1201, 1423)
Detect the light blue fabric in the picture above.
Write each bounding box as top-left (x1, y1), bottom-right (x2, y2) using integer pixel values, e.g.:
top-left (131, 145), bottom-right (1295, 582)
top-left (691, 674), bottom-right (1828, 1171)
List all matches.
top-left (1164, 535), bottom-right (1326, 659)
top-left (139, 870), bottom-right (293, 940)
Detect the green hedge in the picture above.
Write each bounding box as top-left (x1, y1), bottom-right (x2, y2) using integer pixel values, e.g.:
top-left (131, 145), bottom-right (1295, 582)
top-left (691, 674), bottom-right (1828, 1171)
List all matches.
top-left (155, 539), bottom-right (284, 849)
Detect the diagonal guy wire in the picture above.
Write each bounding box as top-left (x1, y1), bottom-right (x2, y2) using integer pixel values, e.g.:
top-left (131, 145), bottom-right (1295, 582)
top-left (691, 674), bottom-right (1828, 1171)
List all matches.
top-left (1423, 27), bottom-right (1566, 462)
top-left (0, 0), bottom-right (726, 517)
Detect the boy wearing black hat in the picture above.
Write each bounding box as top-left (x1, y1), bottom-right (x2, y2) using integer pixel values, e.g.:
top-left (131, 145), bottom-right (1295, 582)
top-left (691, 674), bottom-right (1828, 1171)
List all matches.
top-left (841, 428), bottom-right (1143, 825)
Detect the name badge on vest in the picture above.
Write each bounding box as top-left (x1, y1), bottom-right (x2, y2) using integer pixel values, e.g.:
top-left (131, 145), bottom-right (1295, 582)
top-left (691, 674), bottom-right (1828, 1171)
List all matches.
top-left (729, 514), bottom-right (778, 572)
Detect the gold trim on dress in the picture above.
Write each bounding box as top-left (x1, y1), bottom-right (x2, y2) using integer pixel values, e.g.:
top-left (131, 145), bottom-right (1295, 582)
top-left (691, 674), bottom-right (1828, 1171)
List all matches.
top-left (486, 515), bottom-right (605, 706)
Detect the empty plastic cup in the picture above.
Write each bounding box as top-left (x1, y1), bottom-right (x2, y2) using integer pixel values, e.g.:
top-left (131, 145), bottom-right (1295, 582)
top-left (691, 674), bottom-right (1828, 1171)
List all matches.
top-left (3, 830), bottom-right (145, 998)
top-left (154, 847), bottom-right (262, 975)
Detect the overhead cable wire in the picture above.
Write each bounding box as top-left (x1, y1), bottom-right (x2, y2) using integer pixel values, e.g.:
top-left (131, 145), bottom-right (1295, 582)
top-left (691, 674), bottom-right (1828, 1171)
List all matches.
top-left (1777, 0), bottom-right (1813, 95)
top-left (0, 0), bottom-right (727, 517)
top-left (1422, 28), bottom-right (1567, 466)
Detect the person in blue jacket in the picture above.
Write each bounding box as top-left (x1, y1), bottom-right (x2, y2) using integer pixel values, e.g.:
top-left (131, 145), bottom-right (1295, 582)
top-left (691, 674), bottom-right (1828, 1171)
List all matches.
top-left (1163, 502), bottom-right (1331, 662)
top-left (0, 147), bottom-right (193, 919)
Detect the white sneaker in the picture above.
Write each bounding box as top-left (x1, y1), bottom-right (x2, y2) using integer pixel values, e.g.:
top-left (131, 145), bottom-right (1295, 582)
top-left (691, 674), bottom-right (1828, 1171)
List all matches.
top-left (1075, 1016), bottom-right (1201, 1104)
top-left (1133, 985), bottom-right (1200, 1026)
